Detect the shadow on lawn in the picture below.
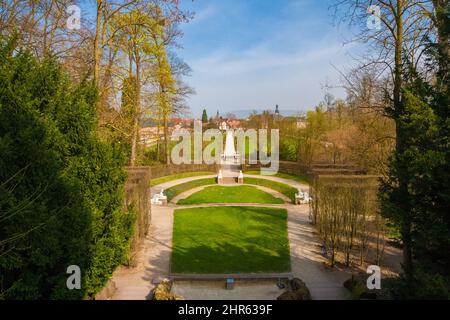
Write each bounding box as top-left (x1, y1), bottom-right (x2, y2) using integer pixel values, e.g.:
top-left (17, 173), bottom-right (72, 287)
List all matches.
top-left (170, 206), bottom-right (290, 274)
top-left (170, 241), bottom-right (291, 274)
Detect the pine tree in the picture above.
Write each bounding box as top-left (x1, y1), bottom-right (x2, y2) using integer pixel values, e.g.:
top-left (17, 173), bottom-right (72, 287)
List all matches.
top-left (202, 109), bottom-right (208, 123)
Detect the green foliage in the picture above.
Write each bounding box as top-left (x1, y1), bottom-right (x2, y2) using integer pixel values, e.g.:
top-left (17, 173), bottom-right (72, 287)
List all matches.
top-left (201, 109), bottom-right (208, 123)
top-left (389, 269), bottom-right (449, 300)
top-left (279, 140), bottom-right (298, 162)
top-left (0, 40), bottom-right (133, 299)
top-left (380, 27), bottom-right (450, 297)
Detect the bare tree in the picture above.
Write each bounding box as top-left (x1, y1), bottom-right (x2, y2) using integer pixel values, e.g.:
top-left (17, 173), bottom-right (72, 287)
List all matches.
top-left (332, 0), bottom-right (438, 278)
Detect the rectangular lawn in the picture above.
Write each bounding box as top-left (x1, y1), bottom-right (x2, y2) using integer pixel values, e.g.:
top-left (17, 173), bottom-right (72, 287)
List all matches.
top-left (171, 206), bottom-right (290, 274)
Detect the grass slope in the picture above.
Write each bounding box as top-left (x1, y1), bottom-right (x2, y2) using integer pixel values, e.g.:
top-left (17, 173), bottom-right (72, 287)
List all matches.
top-left (245, 178), bottom-right (298, 203)
top-left (165, 178), bottom-right (216, 202)
top-left (177, 185), bottom-right (284, 205)
top-left (150, 172), bottom-right (215, 187)
top-left (171, 206), bottom-right (290, 273)
top-left (245, 171), bottom-right (310, 184)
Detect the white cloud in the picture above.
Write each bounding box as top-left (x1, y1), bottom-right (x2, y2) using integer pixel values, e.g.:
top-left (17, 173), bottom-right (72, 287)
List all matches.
top-left (188, 4), bottom-right (217, 26)
top-left (186, 38), bottom-right (354, 114)
top-left (180, 1), bottom-right (358, 116)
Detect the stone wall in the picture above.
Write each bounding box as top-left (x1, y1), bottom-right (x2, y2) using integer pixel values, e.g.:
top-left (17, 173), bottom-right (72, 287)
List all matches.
top-left (123, 167), bottom-right (151, 266)
top-left (243, 161), bottom-right (366, 180)
top-left (243, 161), bottom-right (310, 175)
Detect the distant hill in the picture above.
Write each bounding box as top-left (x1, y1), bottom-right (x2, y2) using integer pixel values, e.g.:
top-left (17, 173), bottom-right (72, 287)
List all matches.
top-left (226, 109), bottom-right (304, 119)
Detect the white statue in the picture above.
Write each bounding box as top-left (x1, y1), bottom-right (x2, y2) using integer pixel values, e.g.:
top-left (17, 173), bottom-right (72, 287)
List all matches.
top-left (296, 188), bottom-right (310, 205)
top-left (151, 194), bottom-right (162, 205)
top-left (151, 188), bottom-right (167, 205)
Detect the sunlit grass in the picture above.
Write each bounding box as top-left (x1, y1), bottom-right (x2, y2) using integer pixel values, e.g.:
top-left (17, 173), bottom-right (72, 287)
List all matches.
top-left (245, 177), bottom-right (298, 203)
top-left (150, 171), bottom-right (215, 187)
top-left (245, 170), bottom-right (310, 184)
top-left (171, 206), bottom-right (290, 273)
top-left (165, 178), bottom-right (216, 202)
top-left (177, 185), bottom-right (284, 205)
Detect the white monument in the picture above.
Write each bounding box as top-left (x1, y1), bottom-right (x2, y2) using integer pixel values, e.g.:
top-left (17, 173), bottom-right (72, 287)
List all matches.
top-left (223, 130), bottom-right (241, 164)
top-left (223, 130), bottom-right (236, 159)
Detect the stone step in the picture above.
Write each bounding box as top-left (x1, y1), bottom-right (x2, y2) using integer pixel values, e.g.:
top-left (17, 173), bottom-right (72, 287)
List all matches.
top-left (221, 177), bottom-right (237, 184)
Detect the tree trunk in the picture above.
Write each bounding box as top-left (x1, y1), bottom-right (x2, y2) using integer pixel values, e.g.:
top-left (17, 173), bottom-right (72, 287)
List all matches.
top-left (130, 46), bottom-right (141, 166)
top-left (164, 112), bottom-right (170, 165)
top-left (94, 0), bottom-right (102, 85)
top-left (432, 0), bottom-right (450, 90)
top-left (392, 0), bottom-right (414, 283)
top-left (393, 0), bottom-right (403, 109)
top-left (130, 120), bottom-right (138, 166)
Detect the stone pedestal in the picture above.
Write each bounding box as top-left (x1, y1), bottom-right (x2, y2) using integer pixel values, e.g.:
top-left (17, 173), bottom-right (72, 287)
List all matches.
top-left (238, 170), bottom-right (244, 184)
top-left (218, 170), bottom-right (223, 184)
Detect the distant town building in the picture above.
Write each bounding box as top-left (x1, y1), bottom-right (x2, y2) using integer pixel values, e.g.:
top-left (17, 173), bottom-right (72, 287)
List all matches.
top-left (216, 115), bottom-right (241, 130)
top-left (227, 119), bottom-right (241, 129)
top-left (139, 117), bottom-right (196, 146)
top-left (274, 104), bottom-right (282, 122)
top-left (296, 117), bottom-right (307, 129)
top-left (139, 127), bottom-right (159, 146)
top-left (219, 120), bottom-right (228, 131)
top-left (171, 118), bottom-right (194, 128)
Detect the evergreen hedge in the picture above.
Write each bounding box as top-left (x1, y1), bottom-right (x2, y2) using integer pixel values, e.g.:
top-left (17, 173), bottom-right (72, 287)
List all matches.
top-left (0, 40), bottom-right (134, 299)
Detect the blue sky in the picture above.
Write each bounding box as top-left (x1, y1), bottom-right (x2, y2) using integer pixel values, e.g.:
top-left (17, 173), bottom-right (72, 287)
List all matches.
top-left (178, 0), bottom-right (360, 117)
top-left (79, 0), bottom-right (360, 117)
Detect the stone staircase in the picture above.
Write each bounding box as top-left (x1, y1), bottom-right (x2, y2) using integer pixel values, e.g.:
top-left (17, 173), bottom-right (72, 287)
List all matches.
top-left (219, 163), bottom-right (240, 185)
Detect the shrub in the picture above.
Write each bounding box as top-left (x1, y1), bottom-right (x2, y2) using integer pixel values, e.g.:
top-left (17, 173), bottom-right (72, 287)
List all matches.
top-left (277, 278), bottom-right (312, 300)
top-left (389, 269), bottom-right (449, 300)
top-left (152, 279), bottom-right (184, 300)
top-left (0, 40), bottom-right (132, 299)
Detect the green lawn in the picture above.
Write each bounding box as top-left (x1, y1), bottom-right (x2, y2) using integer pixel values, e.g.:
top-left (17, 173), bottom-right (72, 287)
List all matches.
top-left (245, 170), bottom-right (310, 184)
top-left (150, 171), bottom-right (215, 187)
top-left (165, 178), bottom-right (216, 202)
top-left (245, 177), bottom-right (298, 203)
top-left (171, 206), bottom-right (290, 273)
top-left (177, 185), bottom-right (284, 205)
